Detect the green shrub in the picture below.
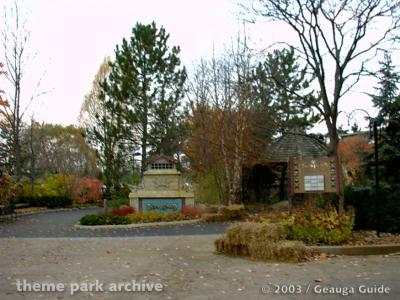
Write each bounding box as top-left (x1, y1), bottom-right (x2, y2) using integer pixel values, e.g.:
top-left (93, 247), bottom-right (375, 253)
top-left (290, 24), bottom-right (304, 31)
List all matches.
top-left (41, 196), bottom-right (72, 208)
top-left (194, 173), bottom-right (222, 205)
top-left (345, 185), bottom-right (400, 233)
top-left (19, 174), bottom-right (76, 208)
top-left (107, 198), bottom-right (129, 208)
top-left (80, 214), bottom-right (131, 225)
top-left (282, 204), bottom-right (355, 245)
top-left (112, 184), bottom-right (131, 200)
top-left (18, 195), bottom-right (72, 208)
top-left (36, 174), bottom-right (75, 198)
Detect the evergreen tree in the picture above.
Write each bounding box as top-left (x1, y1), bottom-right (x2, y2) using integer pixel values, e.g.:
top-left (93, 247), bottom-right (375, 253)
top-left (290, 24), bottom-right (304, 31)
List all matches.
top-left (110, 22), bottom-right (186, 174)
top-left (371, 53), bottom-right (400, 185)
top-left (252, 47), bottom-right (318, 134)
top-left (87, 82), bottom-right (130, 199)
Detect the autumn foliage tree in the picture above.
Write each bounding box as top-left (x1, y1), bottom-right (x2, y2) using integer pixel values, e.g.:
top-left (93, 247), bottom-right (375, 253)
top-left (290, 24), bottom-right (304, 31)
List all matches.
top-left (185, 39), bottom-right (272, 205)
top-left (72, 177), bottom-right (103, 204)
top-left (338, 133), bottom-right (372, 186)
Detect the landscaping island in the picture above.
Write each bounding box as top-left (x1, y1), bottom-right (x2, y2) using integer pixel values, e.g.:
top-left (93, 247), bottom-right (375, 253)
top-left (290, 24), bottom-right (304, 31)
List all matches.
top-left (78, 202), bottom-right (400, 262)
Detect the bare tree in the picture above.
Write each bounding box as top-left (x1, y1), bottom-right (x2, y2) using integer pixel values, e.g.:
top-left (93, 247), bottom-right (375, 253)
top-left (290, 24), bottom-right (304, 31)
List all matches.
top-left (26, 116), bottom-right (44, 198)
top-left (187, 36), bottom-right (267, 205)
top-left (246, 0), bottom-right (400, 156)
top-left (1, 1), bottom-right (43, 180)
top-left (0, 62), bottom-right (9, 169)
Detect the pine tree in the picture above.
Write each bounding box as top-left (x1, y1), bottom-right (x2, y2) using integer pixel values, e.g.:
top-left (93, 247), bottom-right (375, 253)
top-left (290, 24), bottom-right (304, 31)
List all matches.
top-left (110, 22), bottom-right (186, 175)
top-left (371, 53), bottom-right (400, 185)
top-left (87, 82), bottom-right (130, 199)
top-left (252, 47), bottom-right (318, 134)
top-left (372, 53), bottom-right (400, 127)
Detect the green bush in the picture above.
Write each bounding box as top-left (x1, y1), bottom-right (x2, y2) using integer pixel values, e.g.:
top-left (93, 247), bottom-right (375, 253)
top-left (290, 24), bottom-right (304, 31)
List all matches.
top-left (36, 174), bottom-right (74, 198)
top-left (80, 214), bottom-right (131, 225)
top-left (19, 174), bottom-right (76, 208)
top-left (112, 184), bottom-right (131, 200)
top-left (107, 198), bottom-right (129, 208)
top-left (282, 204), bottom-right (355, 245)
top-left (194, 173), bottom-right (222, 205)
top-left (18, 195), bottom-right (72, 208)
top-left (80, 211), bottom-right (193, 225)
top-left (345, 185), bottom-right (400, 233)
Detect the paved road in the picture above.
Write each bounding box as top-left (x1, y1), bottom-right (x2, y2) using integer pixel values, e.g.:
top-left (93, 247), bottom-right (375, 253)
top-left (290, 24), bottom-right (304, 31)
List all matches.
top-left (1, 210), bottom-right (399, 299)
top-left (1, 236), bottom-right (399, 300)
top-left (0, 208), bottom-right (229, 238)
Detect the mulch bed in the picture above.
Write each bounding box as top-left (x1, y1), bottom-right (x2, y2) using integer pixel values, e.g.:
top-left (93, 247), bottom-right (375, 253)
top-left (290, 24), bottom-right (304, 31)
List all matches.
top-left (345, 231), bottom-right (400, 245)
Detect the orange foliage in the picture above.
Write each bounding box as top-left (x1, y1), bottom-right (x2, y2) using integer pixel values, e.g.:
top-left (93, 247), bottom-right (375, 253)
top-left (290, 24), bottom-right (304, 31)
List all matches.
top-left (184, 104), bottom-right (268, 204)
top-left (338, 133), bottom-right (373, 185)
top-left (184, 107), bottom-right (221, 173)
top-left (184, 106), bottom-right (263, 174)
top-left (72, 177), bottom-right (103, 204)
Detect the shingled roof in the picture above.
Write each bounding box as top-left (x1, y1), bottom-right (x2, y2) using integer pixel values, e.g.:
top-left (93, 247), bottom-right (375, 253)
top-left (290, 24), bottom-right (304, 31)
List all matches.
top-left (265, 132), bottom-right (328, 162)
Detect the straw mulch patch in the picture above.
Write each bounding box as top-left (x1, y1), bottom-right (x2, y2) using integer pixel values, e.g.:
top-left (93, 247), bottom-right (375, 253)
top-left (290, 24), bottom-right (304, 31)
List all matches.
top-left (215, 222), bottom-right (315, 262)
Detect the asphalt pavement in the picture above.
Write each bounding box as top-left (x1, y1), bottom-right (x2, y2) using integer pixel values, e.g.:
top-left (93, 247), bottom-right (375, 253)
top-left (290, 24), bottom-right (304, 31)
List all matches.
top-left (0, 208), bottom-right (229, 238)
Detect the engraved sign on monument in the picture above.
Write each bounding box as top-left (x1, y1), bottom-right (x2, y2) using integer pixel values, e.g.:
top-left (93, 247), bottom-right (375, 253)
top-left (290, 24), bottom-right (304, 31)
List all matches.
top-left (129, 155), bottom-right (195, 213)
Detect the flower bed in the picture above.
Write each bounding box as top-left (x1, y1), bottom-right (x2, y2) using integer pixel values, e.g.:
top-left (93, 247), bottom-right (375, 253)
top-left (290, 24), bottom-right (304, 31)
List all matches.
top-left (79, 205), bottom-right (206, 225)
top-left (128, 211), bottom-right (190, 223)
top-left (283, 205), bottom-right (354, 245)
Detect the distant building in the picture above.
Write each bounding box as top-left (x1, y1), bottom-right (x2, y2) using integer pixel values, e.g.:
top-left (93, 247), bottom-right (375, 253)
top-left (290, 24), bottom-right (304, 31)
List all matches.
top-left (242, 131), bottom-right (341, 206)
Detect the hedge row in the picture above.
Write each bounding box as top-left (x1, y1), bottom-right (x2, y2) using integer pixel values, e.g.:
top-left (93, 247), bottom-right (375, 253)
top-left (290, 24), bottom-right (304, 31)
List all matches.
top-left (18, 196), bottom-right (72, 209)
top-left (345, 186), bottom-right (400, 233)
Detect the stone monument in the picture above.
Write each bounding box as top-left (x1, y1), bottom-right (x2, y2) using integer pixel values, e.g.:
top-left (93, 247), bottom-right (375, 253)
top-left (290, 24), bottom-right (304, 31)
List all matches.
top-left (129, 155), bottom-right (194, 213)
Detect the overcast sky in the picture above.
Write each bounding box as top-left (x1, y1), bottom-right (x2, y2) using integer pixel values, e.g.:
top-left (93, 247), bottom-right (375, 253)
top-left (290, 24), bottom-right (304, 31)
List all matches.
top-left (1, 0), bottom-right (391, 133)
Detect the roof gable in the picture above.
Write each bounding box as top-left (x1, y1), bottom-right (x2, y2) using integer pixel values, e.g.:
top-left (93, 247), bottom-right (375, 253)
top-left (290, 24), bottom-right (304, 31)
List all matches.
top-left (265, 132), bottom-right (328, 161)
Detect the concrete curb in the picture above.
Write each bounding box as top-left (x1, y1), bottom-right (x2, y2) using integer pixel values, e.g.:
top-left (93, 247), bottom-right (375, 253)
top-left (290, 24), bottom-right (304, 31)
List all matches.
top-left (75, 219), bottom-right (201, 229)
top-left (311, 244), bottom-right (400, 256)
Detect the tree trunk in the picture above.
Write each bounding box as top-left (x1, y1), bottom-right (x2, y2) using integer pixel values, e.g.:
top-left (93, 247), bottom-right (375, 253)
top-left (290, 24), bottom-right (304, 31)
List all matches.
top-left (141, 94), bottom-right (148, 177)
top-left (327, 121), bottom-right (344, 213)
top-left (141, 129), bottom-right (147, 176)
